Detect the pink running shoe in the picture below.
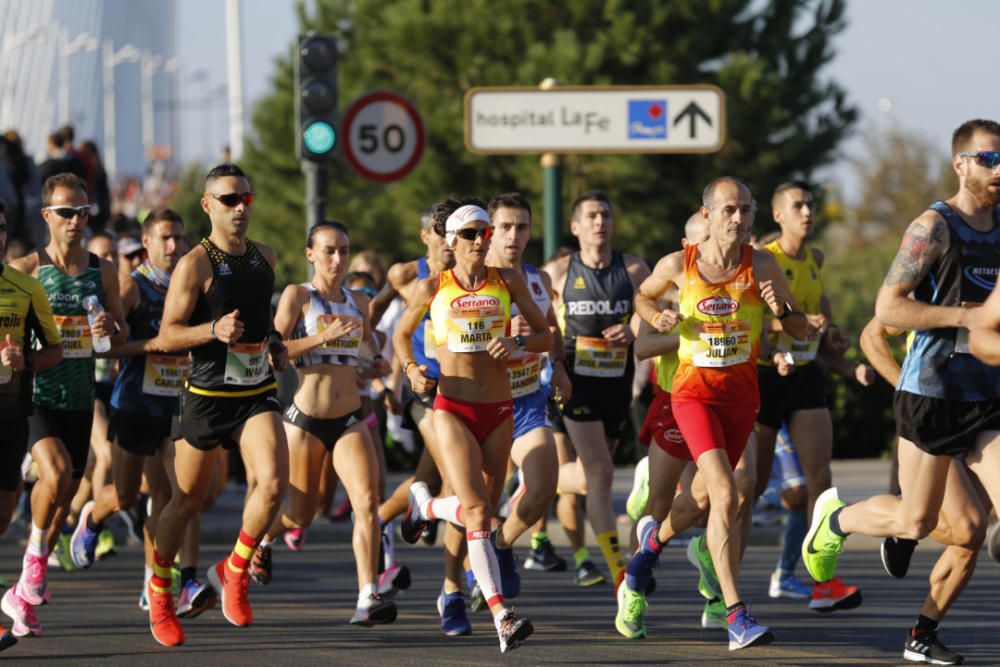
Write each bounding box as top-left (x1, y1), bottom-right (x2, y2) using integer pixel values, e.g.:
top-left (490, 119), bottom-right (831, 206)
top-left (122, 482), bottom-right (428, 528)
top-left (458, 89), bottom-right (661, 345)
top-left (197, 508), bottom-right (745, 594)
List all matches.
top-left (2, 585), bottom-right (41, 637)
top-left (283, 527), bottom-right (306, 552)
top-left (19, 550), bottom-right (48, 606)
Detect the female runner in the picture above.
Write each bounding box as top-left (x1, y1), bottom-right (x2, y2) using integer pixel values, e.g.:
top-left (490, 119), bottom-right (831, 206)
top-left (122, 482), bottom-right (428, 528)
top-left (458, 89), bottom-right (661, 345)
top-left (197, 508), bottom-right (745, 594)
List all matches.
top-left (393, 199), bottom-right (552, 653)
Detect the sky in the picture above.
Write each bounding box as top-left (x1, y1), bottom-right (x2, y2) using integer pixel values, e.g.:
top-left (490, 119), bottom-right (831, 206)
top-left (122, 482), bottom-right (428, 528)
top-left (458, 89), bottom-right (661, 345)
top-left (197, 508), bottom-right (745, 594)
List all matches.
top-left (176, 0), bottom-right (1000, 203)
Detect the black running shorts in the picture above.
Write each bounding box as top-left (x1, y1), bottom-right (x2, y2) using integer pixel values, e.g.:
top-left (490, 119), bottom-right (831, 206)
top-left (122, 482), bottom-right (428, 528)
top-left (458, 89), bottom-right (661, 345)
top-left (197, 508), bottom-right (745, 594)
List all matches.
top-left (112, 410), bottom-right (173, 457)
top-left (560, 373), bottom-right (632, 440)
top-left (180, 388), bottom-right (282, 451)
top-left (894, 391), bottom-right (1000, 457)
top-left (756, 362), bottom-right (828, 429)
top-left (283, 404), bottom-right (365, 451)
top-left (28, 405), bottom-right (93, 479)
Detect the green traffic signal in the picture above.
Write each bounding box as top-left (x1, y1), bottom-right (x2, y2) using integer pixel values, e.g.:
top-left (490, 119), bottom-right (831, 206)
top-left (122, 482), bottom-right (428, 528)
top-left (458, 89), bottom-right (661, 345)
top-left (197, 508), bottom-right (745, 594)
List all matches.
top-left (303, 121), bottom-right (336, 154)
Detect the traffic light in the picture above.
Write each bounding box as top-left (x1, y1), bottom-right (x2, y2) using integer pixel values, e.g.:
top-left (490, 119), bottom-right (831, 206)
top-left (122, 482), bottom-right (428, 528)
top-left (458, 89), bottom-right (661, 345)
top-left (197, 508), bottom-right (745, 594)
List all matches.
top-left (296, 33), bottom-right (338, 161)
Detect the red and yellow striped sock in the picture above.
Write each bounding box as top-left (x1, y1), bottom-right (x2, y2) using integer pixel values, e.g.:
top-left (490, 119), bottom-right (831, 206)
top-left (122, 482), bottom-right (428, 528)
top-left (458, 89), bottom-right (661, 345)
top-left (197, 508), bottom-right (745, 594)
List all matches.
top-left (227, 529), bottom-right (257, 575)
top-left (151, 551), bottom-right (174, 594)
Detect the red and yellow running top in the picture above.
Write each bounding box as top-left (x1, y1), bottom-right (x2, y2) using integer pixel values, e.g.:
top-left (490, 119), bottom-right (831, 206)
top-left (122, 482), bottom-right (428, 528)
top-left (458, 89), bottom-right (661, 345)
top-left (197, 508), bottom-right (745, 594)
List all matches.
top-left (430, 268), bottom-right (511, 353)
top-left (672, 244), bottom-right (765, 404)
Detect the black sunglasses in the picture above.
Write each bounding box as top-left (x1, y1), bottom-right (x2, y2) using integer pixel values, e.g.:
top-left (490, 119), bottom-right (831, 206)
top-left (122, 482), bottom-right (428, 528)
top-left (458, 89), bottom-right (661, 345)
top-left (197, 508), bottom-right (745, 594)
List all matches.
top-left (205, 192), bottom-right (255, 207)
top-left (959, 151), bottom-right (1000, 169)
top-left (456, 226), bottom-right (493, 242)
top-left (44, 205), bottom-right (92, 219)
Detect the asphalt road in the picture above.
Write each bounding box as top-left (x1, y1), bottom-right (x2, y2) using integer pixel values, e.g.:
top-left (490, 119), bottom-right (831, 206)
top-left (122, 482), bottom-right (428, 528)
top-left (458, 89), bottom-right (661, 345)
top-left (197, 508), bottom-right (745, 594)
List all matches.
top-left (3, 531), bottom-right (999, 666)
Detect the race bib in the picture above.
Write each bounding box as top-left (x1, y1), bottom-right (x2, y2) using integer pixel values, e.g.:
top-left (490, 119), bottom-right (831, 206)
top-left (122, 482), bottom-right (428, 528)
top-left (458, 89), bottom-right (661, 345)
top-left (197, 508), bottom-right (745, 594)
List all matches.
top-left (508, 354), bottom-right (541, 398)
top-left (225, 341), bottom-right (268, 386)
top-left (691, 321), bottom-right (752, 368)
top-left (955, 302), bottom-right (983, 354)
top-left (142, 354), bottom-right (190, 396)
top-left (574, 336), bottom-right (627, 377)
top-left (776, 331), bottom-right (820, 362)
top-left (317, 314), bottom-right (363, 357)
top-left (54, 315), bottom-right (92, 359)
top-left (423, 320), bottom-right (437, 360)
top-left (446, 315), bottom-right (506, 352)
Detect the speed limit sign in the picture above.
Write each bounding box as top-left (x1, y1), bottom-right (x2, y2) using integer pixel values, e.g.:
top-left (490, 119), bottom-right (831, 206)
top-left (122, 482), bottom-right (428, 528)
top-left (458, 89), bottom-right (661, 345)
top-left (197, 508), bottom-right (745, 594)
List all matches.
top-left (342, 91), bottom-right (425, 183)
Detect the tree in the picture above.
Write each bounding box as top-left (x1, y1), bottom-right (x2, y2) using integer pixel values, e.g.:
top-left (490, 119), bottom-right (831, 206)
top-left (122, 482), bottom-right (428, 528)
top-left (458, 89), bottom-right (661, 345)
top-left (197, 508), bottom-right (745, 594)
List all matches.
top-left (225, 0), bottom-right (856, 286)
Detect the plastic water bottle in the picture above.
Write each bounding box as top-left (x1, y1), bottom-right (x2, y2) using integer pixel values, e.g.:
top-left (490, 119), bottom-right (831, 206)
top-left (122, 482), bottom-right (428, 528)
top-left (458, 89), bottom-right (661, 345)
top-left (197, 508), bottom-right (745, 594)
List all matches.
top-left (82, 295), bottom-right (111, 353)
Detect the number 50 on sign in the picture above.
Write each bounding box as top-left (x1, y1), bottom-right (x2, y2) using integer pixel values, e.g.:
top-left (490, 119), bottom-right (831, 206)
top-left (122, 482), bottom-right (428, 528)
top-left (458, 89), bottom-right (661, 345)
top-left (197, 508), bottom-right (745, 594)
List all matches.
top-left (342, 91), bottom-right (426, 183)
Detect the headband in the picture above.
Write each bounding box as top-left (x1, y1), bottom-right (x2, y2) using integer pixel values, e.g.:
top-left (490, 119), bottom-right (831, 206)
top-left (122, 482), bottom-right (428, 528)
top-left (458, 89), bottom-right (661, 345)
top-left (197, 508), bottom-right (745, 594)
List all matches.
top-left (444, 204), bottom-right (491, 246)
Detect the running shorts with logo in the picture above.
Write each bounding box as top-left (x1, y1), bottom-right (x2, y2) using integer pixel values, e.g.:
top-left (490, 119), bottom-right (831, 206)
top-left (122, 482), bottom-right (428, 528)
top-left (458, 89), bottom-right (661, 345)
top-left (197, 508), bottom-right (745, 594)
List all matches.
top-left (671, 244), bottom-right (764, 467)
top-left (894, 201), bottom-right (1000, 456)
top-left (181, 238), bottom-right (280, 451)
top-left (284, 404), bottom-right (365, 451)
top-left (30, 252), bottom-right (104, 477)
top-left (0, 263), bottom-right (61, 489)
top-left (637, 338), bottom-right (687, 459)
top-left (559, 251), bottom-right (635, 439)
top-left (511, 264), bottom-right (552, 440)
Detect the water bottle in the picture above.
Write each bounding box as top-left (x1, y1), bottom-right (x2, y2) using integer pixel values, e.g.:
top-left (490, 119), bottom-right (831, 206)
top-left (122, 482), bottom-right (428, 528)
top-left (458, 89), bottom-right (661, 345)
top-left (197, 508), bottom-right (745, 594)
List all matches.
top-left (82, 295), bottom-right (111, 353)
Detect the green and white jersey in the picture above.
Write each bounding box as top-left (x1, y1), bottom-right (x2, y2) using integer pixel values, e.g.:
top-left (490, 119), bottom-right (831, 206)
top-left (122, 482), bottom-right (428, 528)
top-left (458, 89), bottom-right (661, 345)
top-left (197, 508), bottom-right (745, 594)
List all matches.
top-left (33, 251), bottom-right (104, 411)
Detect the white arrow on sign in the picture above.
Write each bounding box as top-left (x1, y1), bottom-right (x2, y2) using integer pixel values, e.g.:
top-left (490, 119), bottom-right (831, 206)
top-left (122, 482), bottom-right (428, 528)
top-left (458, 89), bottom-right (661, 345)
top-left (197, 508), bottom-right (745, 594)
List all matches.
top-left (464, 85), bottom-right (725, 155)
top-left (343, 90), bottom-right (425, 183)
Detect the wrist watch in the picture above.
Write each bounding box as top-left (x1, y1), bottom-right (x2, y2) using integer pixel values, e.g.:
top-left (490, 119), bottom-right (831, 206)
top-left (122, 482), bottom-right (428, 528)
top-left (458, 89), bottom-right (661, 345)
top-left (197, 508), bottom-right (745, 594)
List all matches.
top-left (514, 334), bottom-right (527, 351)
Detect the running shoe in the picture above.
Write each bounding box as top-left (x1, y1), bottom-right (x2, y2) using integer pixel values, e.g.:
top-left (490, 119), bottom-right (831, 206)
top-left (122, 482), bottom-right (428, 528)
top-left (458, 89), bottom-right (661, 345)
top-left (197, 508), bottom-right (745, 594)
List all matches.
top-left (686, 534), bottom-right (721, 600)
top-left (496, 609), bottom-right (533, 653)
top-left (139, 583), bottom-right (149, 611)
top-left (248, 544), bottom-right (272, 585)
top-left (903, 630), bottom-right (963, 665)
top-left (56, 533), bottom-right (77, 572)
top-left (377, 564), bottom-right (411, 598)
top-left (177, 579), bottom-right (217, 619)
top-left (625, 517), bottom-right (661, 594)
top-left (18, 549), bottom-right (48, 606)
top-left (2, 585), bottom-right (41, 637)
top-left (802, 487), bottom-right (846, 584)
top-left (283, 527), bottom-right (307, 552)
top-left (70, 501), bottom-right (100, 569)
top-left (468, 582), bottom-right (487, 613)
top-left (988, 516), bottom-right (1000, 565)
top-left (421, 519), bottom-right (440, 546)
top-left (328, 498), bottom-right (352, 522)
top-left (95, 529), bottom-right (117, 560)
top-left (208, 558), bottom-right (252, 627)
top-left (523, 538), bottom-right (567, 572)
top-left (809, 577), bottom-right (862, 612)
top-left (701, 597), bottom-right (727, 629)
top-left (881, 537), bottom-right (918, 579)
top-left (626, 456), bottom-right (650, 523)
top-left (614, 580), bottom-right (648, 639)
top-left (400, 483), bottom-right (431, 544)
top-left (727, 605), bottom-right (773, 651)
top-left (350, 593), bottom-right (397, 627)
top-left (147, 582), bottom-right (184, 647)
top-left (0, 625), bottom-right (14, 652)
top-left (768, 570), bottom-right (812, 599)
top-left (493, 536), bottom-right (521, 598)
top-left (574, 560), bottom-right (606, 587)
top-left (436, 590), bottom-right (472, 636)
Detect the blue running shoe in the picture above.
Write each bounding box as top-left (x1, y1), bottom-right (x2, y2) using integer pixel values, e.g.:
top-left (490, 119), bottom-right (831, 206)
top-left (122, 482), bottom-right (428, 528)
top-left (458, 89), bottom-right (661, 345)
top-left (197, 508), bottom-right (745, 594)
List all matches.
top-left (492, 534), bottom-right (521, 599)
top-left (768, 570), bottom-right (812, 599)
top-left (625, 517), bottom-right (661, 593)
top-left (727, 605), bottom-right (774, 651)
top-left (437, 590), bottom-right (472, 636)
top-left (70, 501), bottom-right (100, 569)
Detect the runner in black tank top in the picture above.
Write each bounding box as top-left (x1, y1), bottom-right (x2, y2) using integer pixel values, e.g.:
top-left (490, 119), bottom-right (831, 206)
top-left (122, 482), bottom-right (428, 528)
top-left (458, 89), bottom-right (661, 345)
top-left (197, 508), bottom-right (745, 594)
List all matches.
top-left (145, 164), bottom-right (289, 648)
top-left (543, 191), bottom-right (650, 590)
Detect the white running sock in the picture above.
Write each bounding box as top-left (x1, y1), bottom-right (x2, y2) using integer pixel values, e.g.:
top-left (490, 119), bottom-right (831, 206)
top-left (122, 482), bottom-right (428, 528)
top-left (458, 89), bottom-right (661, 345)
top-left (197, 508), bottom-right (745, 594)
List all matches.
top-left (428, 496), bottom-right (463, 527)
top-left (410, 481), bottom-right (433, 520)
top-left (358, 582), bottom-right (376, 606)
top-left (467, 529), bottom-right (504, 616)
top-left (28, 522), bottom-right (47, 555)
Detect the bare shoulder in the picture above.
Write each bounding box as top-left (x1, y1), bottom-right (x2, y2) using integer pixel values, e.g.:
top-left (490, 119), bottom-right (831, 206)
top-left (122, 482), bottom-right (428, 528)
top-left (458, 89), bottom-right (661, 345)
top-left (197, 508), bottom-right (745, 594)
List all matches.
top-left (176, 244), bottom-right (212, 279)
top-left (654, 250), bottom-right (685, 276)
top-left (411, 275), bottom-right (438, 305)
top-left (349, 288), bottom-right (372, 312)
top-left (9, 251), bottom-right (39, 276)
top-left (387, 259), bottom-right (419, 291)
top-left (623, 253), bottom-right (649, 272)
top-left (542, 253), bottom-right (571, 279)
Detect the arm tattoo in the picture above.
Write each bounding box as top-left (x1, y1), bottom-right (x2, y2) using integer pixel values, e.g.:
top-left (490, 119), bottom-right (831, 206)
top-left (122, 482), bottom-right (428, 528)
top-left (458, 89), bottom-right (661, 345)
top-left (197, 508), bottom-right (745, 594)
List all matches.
top-left (884, 219), bottom-right (945, 287)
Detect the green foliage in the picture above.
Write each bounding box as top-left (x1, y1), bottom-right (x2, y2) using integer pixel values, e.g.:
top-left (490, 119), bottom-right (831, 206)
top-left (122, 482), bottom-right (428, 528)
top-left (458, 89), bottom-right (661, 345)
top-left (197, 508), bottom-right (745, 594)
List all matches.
top-left (221, 0), bottom-right (855, 286)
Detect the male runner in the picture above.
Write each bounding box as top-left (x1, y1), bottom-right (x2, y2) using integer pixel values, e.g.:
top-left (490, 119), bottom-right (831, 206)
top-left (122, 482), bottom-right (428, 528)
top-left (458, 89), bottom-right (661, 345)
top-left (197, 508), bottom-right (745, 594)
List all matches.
top-left (804, 119), bottom-right (1000, 665)
top-left (4, 174), bottom-right (127, 638)
top-left (0, 199), bottom-right (63, 647)
top-left (543, 191), bottom-right (649, 588)
top-left (631, 177), bottom-right (807, 649)
top-left (145, 164), bottom-right (289, 647)
top-left (754, 181), bottom-right (863, 610)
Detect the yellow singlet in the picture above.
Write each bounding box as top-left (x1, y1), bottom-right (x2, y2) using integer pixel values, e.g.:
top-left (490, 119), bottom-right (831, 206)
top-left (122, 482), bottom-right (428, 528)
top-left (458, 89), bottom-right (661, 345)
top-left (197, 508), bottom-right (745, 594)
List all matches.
top-left (760, 240), bottom-right (824, 366)
top-left (430, 268), bottom-right (511, 353)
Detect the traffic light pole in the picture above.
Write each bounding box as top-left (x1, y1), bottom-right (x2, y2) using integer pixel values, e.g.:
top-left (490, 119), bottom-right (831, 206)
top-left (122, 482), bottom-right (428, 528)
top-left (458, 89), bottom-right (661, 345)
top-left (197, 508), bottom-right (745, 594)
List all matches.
top-left (303, 160), bottom-right (328, 276)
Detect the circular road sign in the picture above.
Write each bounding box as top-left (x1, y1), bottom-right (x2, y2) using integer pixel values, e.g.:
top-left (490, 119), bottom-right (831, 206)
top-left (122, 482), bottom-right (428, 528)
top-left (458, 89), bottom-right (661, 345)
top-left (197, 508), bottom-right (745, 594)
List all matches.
top-left (342, 91), bottom-right (425, 183)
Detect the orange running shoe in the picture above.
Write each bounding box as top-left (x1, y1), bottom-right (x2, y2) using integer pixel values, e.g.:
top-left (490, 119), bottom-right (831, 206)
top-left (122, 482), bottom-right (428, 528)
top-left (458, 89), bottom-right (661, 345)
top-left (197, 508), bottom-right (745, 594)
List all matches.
top-left (208, 558), bottom-right (252, 627)
top-left (148, 582), bottom-right (184, 646)
top-left (809, 576), bottom-right (862, 612)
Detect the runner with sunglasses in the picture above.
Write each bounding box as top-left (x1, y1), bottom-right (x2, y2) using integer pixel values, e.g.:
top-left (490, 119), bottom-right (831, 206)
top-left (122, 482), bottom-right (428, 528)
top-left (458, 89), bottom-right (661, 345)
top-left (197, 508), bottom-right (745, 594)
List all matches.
top-left (394, 198), bottom-right (551, 653)
top-left (250, 220), bottom-right (396, 627)
top-left (143, 164), bottom-right (289, 647)
top-left (542, 191), bottom-right (649, 589)
top-left (4, 174), bottom-right (127, 639)
top-left (0, 199), bottom-right (63, 650)
top-left (804, 119), bottom-right (1000, 665)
